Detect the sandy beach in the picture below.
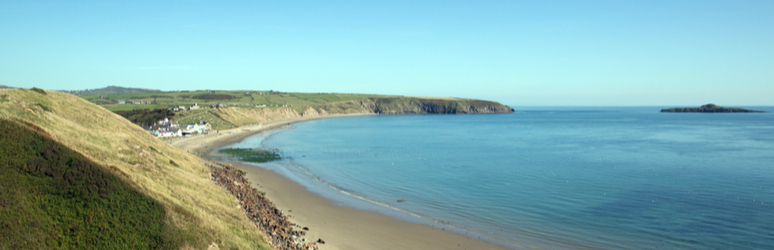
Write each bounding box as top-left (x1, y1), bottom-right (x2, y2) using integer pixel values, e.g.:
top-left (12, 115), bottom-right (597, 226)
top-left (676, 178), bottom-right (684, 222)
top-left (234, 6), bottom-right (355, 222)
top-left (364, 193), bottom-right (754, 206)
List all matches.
top-left (173, 114), bottom-right (512, 250)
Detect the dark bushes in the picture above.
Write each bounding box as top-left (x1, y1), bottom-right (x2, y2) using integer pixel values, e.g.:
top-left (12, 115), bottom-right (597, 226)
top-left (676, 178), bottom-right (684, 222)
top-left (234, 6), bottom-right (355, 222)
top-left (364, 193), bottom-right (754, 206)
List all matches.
top-left (31, 87), bottom-right (46, 95)
top-left (192, 93), bottom-right (234, 100)
top-left (114, 109), bottom-right (175, 126)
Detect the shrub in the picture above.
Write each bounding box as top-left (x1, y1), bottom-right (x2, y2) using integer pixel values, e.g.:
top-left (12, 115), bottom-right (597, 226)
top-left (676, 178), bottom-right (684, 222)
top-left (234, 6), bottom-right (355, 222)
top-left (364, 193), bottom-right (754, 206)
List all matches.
top-left (34, 103), bottom-right (50, 112)
top-left (31, 87), bottom-right (46, 95)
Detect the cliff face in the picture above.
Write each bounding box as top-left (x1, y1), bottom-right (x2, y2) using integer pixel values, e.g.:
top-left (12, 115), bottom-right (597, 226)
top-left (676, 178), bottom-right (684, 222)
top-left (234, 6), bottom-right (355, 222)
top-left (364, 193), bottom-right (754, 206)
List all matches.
top-left (358, 98), bottom-right (514, 115)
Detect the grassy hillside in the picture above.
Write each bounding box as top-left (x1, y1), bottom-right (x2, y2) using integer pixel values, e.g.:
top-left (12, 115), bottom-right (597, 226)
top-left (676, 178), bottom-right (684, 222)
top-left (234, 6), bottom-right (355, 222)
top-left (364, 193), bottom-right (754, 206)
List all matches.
top-left (0, 89), bottom-right (270, 249)
top-left (0, 119), bottom-right (173, 249)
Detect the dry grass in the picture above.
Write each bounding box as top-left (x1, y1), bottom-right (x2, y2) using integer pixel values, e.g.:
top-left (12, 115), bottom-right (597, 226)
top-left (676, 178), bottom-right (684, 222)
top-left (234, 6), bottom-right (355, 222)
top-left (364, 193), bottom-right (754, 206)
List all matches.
top-left (211, 101), bottom-right (378, 128)
top-left (0, 89), bottom-right (270, 250)
top-left (211, 107), bottom-right (302, 127)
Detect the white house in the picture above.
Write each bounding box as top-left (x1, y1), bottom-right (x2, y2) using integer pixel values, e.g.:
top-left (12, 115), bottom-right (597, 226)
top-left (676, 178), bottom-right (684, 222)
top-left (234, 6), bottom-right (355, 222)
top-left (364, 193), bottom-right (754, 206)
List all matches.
top-left (143, 123), bottom-right (183, 138)
top-left (183, 122), bottom-right (211, 134)
top-left (158, 128), bottom-right (182, 138)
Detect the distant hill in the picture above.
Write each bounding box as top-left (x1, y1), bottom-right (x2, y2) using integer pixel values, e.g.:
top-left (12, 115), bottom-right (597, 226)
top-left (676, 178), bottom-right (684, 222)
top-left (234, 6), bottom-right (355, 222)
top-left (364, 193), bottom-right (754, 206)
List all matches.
top-left (661, 104), bottom-right (765, 113)
top-left (62, 85), bottom-right (162, 95)
top-left (0, 84), bottom-right (15, 89)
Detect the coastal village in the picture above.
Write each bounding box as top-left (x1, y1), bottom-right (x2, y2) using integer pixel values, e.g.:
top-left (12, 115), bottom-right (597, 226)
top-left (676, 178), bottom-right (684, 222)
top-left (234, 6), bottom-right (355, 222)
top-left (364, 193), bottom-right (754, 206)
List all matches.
top-left (141, 117), bottom-right (211, 138)
top-left (127, 100), bottom-right (290, 138)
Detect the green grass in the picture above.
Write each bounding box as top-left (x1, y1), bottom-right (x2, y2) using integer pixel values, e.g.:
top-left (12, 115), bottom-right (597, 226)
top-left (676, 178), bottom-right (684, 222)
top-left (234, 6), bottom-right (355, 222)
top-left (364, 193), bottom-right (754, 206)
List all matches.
top-left (101, 103), bottom-right (164, 111)
top-left (0, 119), bottom-right (181, 249)
top-left (218, 148), bottom-right (281, 163)
top-left (174, 109), bottom-right (234, 130)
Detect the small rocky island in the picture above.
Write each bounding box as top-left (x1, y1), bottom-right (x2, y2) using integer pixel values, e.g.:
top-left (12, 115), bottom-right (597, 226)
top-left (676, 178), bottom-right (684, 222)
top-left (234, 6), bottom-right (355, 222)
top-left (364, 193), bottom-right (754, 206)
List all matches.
top-left (661, 104), bottom-right (765, 113)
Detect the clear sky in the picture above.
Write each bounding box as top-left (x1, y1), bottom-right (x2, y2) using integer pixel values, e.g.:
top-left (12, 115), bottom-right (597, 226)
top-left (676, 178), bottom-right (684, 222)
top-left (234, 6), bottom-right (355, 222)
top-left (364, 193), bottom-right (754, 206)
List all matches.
top-left (1, 1), bottom-right (772, 106)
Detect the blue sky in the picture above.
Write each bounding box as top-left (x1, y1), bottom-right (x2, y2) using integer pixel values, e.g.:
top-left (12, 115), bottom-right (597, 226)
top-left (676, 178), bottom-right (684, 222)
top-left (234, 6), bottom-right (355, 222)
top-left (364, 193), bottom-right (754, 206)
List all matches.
top-left (1, 1), bottom-right (772, 105)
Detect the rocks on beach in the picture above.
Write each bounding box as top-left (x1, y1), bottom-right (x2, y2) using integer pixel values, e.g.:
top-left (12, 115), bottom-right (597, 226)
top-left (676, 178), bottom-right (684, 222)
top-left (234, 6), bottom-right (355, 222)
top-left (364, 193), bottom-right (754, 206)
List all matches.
top-left (209, 162), bottom-right (318, 250)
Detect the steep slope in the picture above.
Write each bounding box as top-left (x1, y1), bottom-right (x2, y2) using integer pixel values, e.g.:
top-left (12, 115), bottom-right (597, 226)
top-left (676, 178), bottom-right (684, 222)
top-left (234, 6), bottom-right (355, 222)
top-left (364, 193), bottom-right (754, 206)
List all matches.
top-left (0, 119), bottom-right (171, 249)
top-left (0, 89), bottom-right (270, 249)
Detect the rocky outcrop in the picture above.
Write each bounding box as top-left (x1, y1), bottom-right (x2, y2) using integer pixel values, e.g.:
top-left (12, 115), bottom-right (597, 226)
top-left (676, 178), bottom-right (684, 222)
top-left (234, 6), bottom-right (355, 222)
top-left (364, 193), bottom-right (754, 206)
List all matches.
top-left (301, 107), bottom-right (320, 117)
top-left (209, 162), bottom-right (318, 250)
top-left (300, 107), bottom-right (328, 117)
top-left (661, 104), bottom-right (764, 113)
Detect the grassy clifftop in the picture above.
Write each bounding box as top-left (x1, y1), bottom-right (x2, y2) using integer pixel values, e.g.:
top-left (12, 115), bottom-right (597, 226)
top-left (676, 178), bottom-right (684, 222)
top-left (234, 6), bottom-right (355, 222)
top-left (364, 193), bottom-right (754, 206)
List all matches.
top-left (0, 89), bottom-right (270, 249)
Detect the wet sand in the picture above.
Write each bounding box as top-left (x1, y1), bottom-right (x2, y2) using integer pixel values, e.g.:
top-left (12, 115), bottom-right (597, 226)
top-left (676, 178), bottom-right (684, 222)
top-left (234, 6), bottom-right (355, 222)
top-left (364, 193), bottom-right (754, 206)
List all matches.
top-left (173, 115), bottom-right (513, 250)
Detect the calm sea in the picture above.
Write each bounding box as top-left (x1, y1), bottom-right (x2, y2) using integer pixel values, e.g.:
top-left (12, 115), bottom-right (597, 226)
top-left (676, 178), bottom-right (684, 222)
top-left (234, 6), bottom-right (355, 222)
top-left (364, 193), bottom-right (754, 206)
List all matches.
top-left (227, 107), bottom-right (774, 249)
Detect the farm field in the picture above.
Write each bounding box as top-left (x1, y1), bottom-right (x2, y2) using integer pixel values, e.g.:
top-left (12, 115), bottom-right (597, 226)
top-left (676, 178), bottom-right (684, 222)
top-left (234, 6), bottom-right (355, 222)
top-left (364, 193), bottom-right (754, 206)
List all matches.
top-left (81, 90), bottom-right (392, 113)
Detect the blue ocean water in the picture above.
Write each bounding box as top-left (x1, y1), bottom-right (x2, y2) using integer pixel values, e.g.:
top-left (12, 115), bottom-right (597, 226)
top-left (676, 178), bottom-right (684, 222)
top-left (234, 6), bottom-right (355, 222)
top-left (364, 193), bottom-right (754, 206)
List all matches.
top-left (229, 107), bottom-right (774, 249)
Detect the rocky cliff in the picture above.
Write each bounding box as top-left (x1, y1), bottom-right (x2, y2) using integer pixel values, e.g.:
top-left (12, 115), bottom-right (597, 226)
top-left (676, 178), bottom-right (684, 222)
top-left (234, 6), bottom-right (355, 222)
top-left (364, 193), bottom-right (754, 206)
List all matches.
top-left (359, 98), bottom-right (514, 115)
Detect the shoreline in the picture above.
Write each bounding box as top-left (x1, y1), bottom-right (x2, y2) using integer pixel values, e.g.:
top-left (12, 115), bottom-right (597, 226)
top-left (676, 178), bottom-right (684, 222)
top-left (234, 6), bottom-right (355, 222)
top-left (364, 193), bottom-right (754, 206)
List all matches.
top-left (172, 114), bottom-right (514, 250)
